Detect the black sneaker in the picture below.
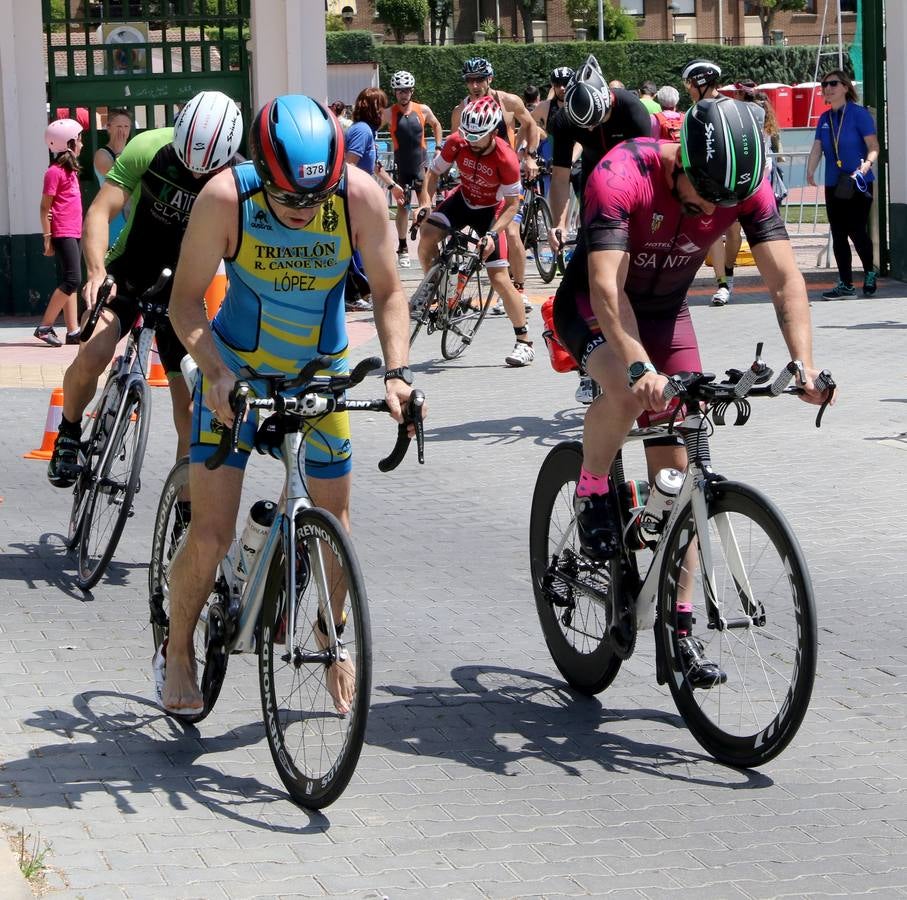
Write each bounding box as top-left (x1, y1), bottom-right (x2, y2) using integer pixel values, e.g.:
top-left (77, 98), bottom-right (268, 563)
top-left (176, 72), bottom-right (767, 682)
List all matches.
top-left (863, 270), bottom-right (878, 296)
top-left (678, 636), bottom-right (727, 689)
top-left (47, 426), bottom-right (82, 488)
top-left (34, 325), bottom-right (62, 347)
top-left (65, 330), bottom-right (82, 345)
top-left (573, 492), bottom-right (619, 561)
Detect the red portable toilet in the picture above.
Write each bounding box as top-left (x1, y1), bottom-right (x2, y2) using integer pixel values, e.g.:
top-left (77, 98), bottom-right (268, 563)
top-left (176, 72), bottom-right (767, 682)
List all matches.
top-left (792, 82), bottom-right (828, 128)
top-left (757, 82), bottom-right (793, 128)
top-left (718, 84), bottom-right (737, 99)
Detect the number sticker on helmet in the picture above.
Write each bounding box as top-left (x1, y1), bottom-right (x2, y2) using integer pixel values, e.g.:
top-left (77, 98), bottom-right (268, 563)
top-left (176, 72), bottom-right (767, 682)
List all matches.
top-left (302, 162), bottom-right (327, 177)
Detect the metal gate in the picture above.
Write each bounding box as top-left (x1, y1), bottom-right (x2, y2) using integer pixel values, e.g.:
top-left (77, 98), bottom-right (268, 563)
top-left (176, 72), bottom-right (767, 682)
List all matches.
top-left (44, 0), bottom-right (251, 203)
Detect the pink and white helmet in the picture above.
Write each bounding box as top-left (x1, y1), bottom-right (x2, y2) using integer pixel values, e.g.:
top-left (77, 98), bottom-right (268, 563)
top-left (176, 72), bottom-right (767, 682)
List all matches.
top-left (173, 90), bottom-right (243, 174)
top-left (45, 118), bottom-right (82, 154)
top-left (459, 96), bottom-right (502, 143)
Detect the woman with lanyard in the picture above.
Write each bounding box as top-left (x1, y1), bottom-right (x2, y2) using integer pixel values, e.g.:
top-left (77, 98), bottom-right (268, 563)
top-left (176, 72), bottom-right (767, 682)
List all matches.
top-left (807, 70), bottom-right (880, 299)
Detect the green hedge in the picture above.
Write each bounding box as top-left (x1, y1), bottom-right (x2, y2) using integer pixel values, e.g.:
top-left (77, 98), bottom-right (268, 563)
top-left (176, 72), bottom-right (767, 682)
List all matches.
top-left (326, 34), bottom-right (850, 125)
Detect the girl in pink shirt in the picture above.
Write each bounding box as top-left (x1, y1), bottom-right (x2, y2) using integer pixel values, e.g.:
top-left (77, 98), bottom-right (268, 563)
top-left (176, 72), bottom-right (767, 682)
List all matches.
top-left (35, 118), bottom-right (84, 347)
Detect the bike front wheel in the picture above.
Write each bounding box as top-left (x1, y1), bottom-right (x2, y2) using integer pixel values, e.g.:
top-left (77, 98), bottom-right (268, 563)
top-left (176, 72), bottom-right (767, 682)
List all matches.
top-left (258, 507), bottom-right (371, 809)
top-left (77, 379), bottom-right (150, 590)
top-left (529, 442), bottom-right (622, 695)
top-left (148, 457), bottom-right (228, 723)
top-left (656, 481), bottom-right (817, 767)
top-left (441, 263), bottom-right (492, 360)
top-left (530, 197), bottom-right (557, 283)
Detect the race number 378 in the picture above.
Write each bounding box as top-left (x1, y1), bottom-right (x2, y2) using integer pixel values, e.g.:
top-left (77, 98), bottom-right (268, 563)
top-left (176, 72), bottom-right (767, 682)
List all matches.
top-left (300, 162), bottom-right (327, 177)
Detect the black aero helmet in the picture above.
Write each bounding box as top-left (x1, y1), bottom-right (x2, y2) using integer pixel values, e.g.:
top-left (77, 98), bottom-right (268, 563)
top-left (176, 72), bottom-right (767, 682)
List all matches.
top-left (564, 54), bottom-right (611, 128)
top-left (680, 98), bottom-right (765, 206)
top-left (682, 59), bottom-right (722, 90)
top-left (550, 66), bottom-right (574, 86)
top-left (462, 57), bottom-right (494, 79)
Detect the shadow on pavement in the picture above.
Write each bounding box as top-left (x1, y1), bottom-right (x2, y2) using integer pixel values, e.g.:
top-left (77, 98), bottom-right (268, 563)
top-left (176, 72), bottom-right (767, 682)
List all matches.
top-left (422, 408), bottom-right (584, 447)
top-left (818, 319), bottom-right (907, 330)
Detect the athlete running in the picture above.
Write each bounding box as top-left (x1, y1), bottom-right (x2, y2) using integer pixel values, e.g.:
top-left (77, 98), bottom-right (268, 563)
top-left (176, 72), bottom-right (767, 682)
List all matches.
top-left (47, 91), bottom-right (243, 488)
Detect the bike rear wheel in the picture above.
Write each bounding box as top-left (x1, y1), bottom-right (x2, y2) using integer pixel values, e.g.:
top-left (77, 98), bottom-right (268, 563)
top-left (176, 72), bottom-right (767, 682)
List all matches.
top-left (530, 197), bottom-right (557, 283)
top-left (259, 507), bottom-right (371, 809)
top-left (440, 262), bottom-right (493, 360)
top-left (148, 457), bottom-right (228, 723)
top-left (656, 481), bottom-right (817, 767)
top-left (77, 379), bottom-right (150, 590)
top-left (409, 263), bottom-right (442, 347)
top-left (529, 442), bottom-right (622, 694)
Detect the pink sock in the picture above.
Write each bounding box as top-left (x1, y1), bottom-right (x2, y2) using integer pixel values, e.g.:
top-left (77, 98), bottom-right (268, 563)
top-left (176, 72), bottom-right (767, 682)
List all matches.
top-left (576, 466), bottom-right (609, 498)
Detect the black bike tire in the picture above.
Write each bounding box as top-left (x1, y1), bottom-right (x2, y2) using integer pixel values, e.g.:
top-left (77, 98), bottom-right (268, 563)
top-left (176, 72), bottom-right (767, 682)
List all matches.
top-left (258, 507), bottom-right (371, 809)
top-left (531, 197), bottom-right (557, 283)
top-left (77, 379), bottom-right (151, 590)
top-left (656, 481), bottom-right (817, 768)
top-left (529, 442), bottom-right (622, 695)
top-left (409, 264), bottom-right (442, 348)
top-left (147, 456), bottom-right (227, 723)
top-left (440, 263), bottom-right (492, 360)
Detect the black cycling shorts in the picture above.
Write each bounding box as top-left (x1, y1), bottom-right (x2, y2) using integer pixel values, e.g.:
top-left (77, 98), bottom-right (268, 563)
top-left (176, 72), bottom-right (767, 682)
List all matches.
top-left (396, 170), bottom-right (424, 199)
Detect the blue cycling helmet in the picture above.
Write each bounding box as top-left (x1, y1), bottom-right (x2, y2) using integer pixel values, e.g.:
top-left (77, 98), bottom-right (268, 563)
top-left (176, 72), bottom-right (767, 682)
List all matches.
top-left (250, 95), bottom-right (345, 201)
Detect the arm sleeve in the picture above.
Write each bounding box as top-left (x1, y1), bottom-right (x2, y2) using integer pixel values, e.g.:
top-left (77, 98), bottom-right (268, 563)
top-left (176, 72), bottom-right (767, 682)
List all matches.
top-left (344, 123), bottom-right (371, 159)
top-left (42, 166), bottom-right (61, 197)
top-left (855, 105), bottom-right (877, 138)
top-left (738, 177), bottom-right (788, 247)
top-left (429, 135), bottom-right (459, 174)
top-left (583, 160), bottom-right (639, 253)
top-left (105, 128), bottom-right (171, 196)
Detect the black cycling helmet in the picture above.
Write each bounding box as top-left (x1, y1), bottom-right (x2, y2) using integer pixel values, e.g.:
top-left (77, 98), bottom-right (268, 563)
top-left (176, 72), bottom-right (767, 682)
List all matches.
top-left (462, 57), bottom-right (494, 80)
top-left (550, 66), bottom-right (574, 86)
top-left (681, 59), bottom-right (722, 91)
top-left (680, 97), bottom-right (765, 206)
top-left (564, 54), bottom-right (611, 128)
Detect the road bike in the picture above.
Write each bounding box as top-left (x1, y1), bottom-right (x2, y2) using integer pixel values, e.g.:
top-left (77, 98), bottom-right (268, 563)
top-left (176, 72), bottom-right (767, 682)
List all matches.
top-left (148, 355), bottom-right (425, 808)
top-left (518, 163), bottom-right (557, 284)
top-left (407, 213), bottom-right (496, 360)
top-left (66, 270), bottom-right (172, 591)
top-left (530, 348), bottom-right (836, 767)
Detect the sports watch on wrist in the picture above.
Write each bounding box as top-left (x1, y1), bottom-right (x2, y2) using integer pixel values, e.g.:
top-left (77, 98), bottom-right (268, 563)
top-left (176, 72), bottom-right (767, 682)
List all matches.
top-left (627, 360), bottom-right (657, 388)
top-left (383, 366), bottom-right (414, 385)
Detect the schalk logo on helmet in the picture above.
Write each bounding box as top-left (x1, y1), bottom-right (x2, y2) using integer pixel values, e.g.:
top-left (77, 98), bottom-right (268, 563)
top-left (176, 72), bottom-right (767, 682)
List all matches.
top-left (704, 122), bottom-right (716, 161)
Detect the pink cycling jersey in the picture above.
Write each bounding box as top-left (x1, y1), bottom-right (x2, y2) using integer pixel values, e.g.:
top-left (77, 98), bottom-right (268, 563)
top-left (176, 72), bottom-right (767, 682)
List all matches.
top-left (430, 133), bottom-right (521, 208)
top-left (583, 138), bottom-right (786, 315)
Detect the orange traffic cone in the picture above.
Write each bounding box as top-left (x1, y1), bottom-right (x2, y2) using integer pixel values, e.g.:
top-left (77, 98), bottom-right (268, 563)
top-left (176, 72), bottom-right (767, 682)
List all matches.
top-left (147, 340), bottom-right (169, 387)
top-left (24, 387), bottom-right (65, 460)
top-left (205, 260), bottom-right (228, 320)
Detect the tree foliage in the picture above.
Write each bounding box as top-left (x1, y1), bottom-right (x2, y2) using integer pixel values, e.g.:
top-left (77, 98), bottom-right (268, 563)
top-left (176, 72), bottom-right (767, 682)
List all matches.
top-left (564, 0), bottom-right (637, 41)
top-left (375, 0), bottom-right (430, 44)
top-left (745, 0), bottom-right (809, 44)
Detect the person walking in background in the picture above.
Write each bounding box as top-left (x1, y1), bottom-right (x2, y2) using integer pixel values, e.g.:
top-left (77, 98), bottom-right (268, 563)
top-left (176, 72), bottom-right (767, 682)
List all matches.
top-left (638, 80), bottom-right (661, 114)
top-left (35, 118), bottom-right (84, 347)
top-left (806, 70), bottom-right (880, 299)
top-left (93, 107), bottom-right (132, 248)
top-left (754, 91), bottom-right (786, 209)
top-left (651, 85), bottom-right (684, 141)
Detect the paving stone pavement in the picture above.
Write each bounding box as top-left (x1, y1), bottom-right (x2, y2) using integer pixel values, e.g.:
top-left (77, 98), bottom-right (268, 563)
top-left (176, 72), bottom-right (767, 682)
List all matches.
top-left (1, 269), bottom-right (906, 898)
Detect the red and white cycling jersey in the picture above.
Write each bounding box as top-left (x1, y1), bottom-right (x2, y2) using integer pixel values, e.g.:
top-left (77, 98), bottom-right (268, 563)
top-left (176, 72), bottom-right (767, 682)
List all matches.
top-left (430, 133), bottom-right (521, 209)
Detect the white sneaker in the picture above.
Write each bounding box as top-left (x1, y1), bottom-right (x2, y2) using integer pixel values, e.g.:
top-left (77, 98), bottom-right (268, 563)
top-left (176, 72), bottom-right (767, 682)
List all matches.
top-left (575, 375), bottom-right (595, 405)
top-left (488, 300), bottom-right (507, 316)
top-left (397, 251), bottom-right (411, 268)
top-left (711, 285), bottom-right (730, 307)
top-left (505, 341), bottom-right (535, 367)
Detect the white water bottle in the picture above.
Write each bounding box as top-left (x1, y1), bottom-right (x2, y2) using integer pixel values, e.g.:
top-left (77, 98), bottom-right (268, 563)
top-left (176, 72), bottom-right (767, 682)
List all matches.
top-left (237, 500), bottom-right (276, 578)
top-left (639, 468), bottom-right (684, 539)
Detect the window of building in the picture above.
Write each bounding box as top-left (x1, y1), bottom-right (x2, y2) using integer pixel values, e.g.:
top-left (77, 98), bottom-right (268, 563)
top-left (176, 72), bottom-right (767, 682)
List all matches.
top-left (619, 0), bottom-right (645, 14)
top-left (671, 0), bottom-right (695, 14)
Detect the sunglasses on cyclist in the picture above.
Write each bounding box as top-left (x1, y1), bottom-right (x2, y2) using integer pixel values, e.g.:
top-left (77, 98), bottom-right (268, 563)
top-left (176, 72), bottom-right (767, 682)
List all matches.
top-left (684, 169), bottom-right (741, 208)
top-left (264, 183), bottom-right (337, 210)
top-left (821, 79), bottom-right (842, 88)
top-left (464, 76), bottom-right (489, 84)
top-left (460, 129), bottom-right (492, 144)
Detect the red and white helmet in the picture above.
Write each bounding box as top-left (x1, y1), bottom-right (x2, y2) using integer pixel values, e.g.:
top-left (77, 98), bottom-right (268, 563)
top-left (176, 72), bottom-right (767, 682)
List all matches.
top-left (45, 118), bottom-right (82, 154)
top-left (459, 96), bottom-right (502, 143)
top-left (173, 90), bottom-right (243, 174)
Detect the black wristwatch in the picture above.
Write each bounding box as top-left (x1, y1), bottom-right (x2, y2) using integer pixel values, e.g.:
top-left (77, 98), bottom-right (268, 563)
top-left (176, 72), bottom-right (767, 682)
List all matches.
top-left (526, 149), bottom-right (539, 159)
top-left (383, 366), bottom-right (414, 385)
top-left (627, 360), bottom-right (656, 388)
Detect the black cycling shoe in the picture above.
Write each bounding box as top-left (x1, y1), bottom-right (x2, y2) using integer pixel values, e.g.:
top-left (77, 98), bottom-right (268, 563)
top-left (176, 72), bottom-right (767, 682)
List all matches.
top-left (47, 428), bottom-right (82, 488)
top-left (573, 492), bottom-right (620, 561)
top-left (678, 636), bottom-right (727, 690)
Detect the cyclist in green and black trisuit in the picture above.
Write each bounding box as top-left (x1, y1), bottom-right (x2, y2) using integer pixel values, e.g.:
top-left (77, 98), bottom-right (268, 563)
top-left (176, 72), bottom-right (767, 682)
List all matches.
top-left (48, 91), bottom-right (244, 488)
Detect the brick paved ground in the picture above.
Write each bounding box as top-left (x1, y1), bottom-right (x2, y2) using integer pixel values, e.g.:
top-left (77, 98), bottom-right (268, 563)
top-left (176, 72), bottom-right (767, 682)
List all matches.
top-left (1, 251), bottom-right (906, 898)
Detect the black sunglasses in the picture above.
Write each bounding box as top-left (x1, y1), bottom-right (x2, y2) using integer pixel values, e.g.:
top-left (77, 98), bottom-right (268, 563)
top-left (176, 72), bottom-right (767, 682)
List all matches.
top-left (685, 169), bottom-right (740, 208)
top-left (264, 183), bottom-right (337, 210)
top-left (821, 79), bottom-right (842, 88)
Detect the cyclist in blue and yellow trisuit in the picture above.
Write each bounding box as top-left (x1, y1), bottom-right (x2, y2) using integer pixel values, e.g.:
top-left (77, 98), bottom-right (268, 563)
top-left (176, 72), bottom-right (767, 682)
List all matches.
top-left (161, 95), bottom-right (417, 719)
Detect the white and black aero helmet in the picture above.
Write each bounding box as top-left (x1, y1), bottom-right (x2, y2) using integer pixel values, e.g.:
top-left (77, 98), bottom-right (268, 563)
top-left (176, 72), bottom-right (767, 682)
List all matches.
top-left (173, 90), bottom-right (243, 174)
top-left (680, 98), bottom-right (765, 206)
top-left (391, 70), bottom-right (416, 90)
top-left (550, 66), bottom-right (574, 85)
top-left (681, 59), bottom-right (722, 90)
top-left (564, 54), bottom-right (611, 128)
top-left (462, 57), bottom-right (494, 79)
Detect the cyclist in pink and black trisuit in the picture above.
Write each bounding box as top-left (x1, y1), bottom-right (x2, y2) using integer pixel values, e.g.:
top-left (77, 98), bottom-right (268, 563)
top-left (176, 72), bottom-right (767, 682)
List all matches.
top-left (553, 98), bottom-right (831, 686)
top-left (415, 95), bottom-right (535, 368)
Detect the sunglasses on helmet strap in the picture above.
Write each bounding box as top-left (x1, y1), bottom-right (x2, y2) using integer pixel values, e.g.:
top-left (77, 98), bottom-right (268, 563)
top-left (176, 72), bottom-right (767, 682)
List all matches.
top-left (264, 182), bottom-right (338, 209)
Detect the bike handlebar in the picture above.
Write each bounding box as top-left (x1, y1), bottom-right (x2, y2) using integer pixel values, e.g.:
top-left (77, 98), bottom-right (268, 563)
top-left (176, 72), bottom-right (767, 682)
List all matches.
top-left (80, 268), bottom-right (173, 343)
top-left (205, 358), bottom-right (426, 472)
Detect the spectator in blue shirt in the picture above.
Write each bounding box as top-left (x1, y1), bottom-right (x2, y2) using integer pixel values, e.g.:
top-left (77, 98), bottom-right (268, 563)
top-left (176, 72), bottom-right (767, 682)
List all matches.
top-left (807, 70), bottom-right (880, 299)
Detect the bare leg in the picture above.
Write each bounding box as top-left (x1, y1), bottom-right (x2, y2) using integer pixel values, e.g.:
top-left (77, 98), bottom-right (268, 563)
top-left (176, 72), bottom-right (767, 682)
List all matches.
top-left (487, 267), bottom-right (528, 332)
top-left (61, 311), bottom-right (121, 423)
top-left (505, 219), bottom-right (526, 286)
top-left (161, 461), bottom-right (243, 713)
top-left (417, 221), bottom-right (445, 273)
top-left (724, 221), bottom-right (742, 270)
top-left (39, 288), bottom-right (80, 333)
top-left (709, 235), bottom-right (726, 285)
